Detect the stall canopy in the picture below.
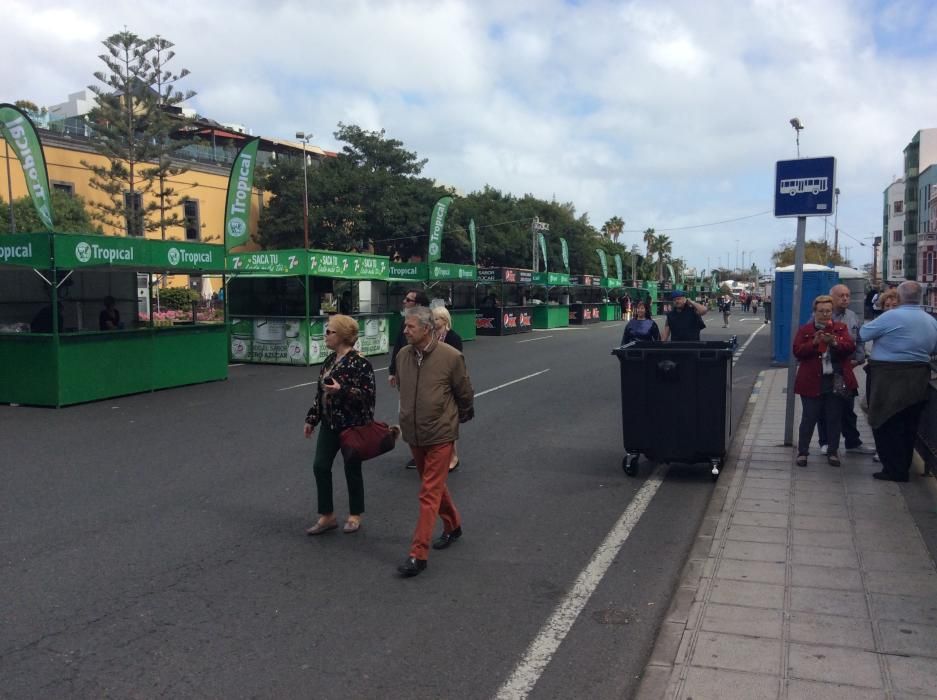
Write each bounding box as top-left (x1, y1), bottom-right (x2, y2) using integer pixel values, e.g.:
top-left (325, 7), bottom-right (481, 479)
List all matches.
top-left (0, 232), bottom-right (228, 407)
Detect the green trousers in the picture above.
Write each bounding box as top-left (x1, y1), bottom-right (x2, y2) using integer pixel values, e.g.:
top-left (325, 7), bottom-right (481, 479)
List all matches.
top-left (313, 424), bottom-right (365, 515)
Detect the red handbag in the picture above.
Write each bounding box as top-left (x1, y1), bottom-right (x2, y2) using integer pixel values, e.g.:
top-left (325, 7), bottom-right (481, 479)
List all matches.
top-left (339, 422), bottom-right (398, 462)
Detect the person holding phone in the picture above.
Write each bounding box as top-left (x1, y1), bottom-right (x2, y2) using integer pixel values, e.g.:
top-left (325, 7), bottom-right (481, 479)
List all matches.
top-left (303, 315), bottom-right (377, 535)
top-left (792, 295), bottom-right (857, 468)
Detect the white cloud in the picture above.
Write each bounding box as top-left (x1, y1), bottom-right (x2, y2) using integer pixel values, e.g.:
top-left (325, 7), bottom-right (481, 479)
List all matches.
top-left (3, 0), bottom-right (936, 271)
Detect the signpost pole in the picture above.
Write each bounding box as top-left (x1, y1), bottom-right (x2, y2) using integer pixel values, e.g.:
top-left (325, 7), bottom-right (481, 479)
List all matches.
top-left (784, 215), bottom-right (807, 445)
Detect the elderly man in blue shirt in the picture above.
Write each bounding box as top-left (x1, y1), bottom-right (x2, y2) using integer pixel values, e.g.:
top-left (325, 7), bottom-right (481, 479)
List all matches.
top-left (859, 281), bottom-right (937, 482)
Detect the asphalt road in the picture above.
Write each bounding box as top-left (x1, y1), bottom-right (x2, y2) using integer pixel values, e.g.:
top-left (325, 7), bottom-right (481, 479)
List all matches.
top-left (0, 310), bottom-right (772, 699)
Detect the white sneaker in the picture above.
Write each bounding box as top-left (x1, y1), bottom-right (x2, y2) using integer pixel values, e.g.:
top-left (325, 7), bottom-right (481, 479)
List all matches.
top-left (846, 444), bottom-right (876, 455)
top-left (820, 444), bottom-right (828, 455)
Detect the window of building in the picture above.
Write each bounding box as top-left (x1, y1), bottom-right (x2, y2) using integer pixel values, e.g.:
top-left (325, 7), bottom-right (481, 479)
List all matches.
top-left (894, 258), bottom-right (903, 273)
top-left (894, 200), bottom-right (904, 214)
top-left (927, 252), bottom-right (935, 276)
top-left (183, 199), bottom-right (200, 241)
top-left (894, 230), bottom-right (903, 243)
top-left (51, 181), bottom-right (74, 196)
top-left (124, 191), bottom-right (143, 237)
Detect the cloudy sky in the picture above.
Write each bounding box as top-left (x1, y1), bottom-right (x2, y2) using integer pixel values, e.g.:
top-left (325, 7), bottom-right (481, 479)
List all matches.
top-left (4, 0), bottom-right (937, 273)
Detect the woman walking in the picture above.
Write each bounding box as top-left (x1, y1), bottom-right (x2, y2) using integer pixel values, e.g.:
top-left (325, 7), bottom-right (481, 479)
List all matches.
top-left (793, 295), bottom-right (857, 468)
top-left (432, 306), bottom-right (464, 472)
top-left (620, 301), bottom-right (660, 344)
top-left (304, 315), bottom-right (377, 535)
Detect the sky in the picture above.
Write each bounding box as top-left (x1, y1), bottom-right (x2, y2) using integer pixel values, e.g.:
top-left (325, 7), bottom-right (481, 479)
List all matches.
top-left (4, 0), bottom-right (937, 275)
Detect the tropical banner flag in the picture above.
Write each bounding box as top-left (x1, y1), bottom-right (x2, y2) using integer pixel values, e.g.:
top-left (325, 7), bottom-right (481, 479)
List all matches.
top-left (0, 103), bottom-right (54, 230)
top-left (427, 196), bottom-right (453, 263)
top-left (666, 263), bottom-right (676, 283)
top-left (538, 232), bottom-right (548, 269)
top-left (224, 137), bottom-right (260, 252)
top-left (468, 218), bottom-right (477, 265)
top-left (614, 253), bottom-right (624, 281)
top-left (560, 237), bottom-right (570, 273)
top-left (595, 248), bottom-right (608, 277)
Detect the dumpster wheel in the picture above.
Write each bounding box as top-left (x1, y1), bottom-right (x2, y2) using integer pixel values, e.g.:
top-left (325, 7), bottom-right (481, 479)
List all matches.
top-left (623, 453), bottom-right (640, 477)
top-left (710, 458), bottom-right (723, 481)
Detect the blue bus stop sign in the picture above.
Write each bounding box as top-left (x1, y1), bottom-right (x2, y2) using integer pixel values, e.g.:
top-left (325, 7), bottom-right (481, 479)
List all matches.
top-left (774, 156), bottom-right (836, 217)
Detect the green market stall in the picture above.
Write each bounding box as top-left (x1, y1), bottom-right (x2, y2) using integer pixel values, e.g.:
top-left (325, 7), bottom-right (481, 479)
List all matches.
top-left (227, 248), bottom-right (393, 365)
top-left (387, 261), bottom-right (478, 341)
top-left (531, 271), bottom-right (570, 329)
top-left (475, 267), bottom-right (534, 336)
top-left (0, 232), bottom-right (227, 407)
top-left (600, 278), bottom-right (624, 321)
top-left (568, 274), bottom-right (604, 325)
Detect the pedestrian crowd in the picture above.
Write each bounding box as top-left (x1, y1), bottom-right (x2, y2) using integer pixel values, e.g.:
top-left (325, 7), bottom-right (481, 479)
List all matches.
top-left (303, 290), bottom-right (475, 578)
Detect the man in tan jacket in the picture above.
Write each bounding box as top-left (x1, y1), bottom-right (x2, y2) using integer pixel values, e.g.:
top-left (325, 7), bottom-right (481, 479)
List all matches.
top-left (395, 306), bottom-right (474, 577)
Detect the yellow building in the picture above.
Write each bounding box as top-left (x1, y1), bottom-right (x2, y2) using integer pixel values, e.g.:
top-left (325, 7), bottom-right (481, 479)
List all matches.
top-left (1, 124), bottom-right (332, 289)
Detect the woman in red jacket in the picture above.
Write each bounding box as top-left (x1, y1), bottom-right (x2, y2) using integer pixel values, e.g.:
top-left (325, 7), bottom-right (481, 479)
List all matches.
top-left (793, 295), bottom-right (857, 467)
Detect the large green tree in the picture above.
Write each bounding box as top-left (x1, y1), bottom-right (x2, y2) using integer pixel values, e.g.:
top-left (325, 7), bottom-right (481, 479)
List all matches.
top-left (82, 30), bottom-right (196, 238)
top-left (0, 191), bottom-right (102, 234)
top-left (772, 239), bottom-right (845, 267)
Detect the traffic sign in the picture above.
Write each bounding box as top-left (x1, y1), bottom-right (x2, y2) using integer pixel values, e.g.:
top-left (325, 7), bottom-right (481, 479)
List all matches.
top-left (774, 156), bottom-right (836, 218)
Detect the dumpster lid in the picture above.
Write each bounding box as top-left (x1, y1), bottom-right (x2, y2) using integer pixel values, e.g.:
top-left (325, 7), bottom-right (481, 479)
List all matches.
top-left (612, 338), bottom-right (737, 355)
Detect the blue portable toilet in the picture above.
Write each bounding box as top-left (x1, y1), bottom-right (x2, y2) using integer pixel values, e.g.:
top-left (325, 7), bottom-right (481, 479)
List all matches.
top-left (772, 264), bottom-right (840, 363)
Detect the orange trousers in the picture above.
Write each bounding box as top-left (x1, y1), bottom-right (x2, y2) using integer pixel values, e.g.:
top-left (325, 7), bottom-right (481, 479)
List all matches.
top-left (409, 442), bottom-right (460, 560)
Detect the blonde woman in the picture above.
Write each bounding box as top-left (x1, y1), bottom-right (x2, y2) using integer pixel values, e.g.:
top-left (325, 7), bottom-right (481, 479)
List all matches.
top-left (303, 315), bottom-right (376, 535)
top-left (432, 306), bottom-right (464, 471)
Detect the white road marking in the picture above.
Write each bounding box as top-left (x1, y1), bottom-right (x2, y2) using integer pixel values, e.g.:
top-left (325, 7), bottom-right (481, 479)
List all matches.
top-left (732, 322), bottom-right (767, 367)
top-left (475, 369), bottom-right (550, 397)
top-left (276, 365), bottom-right (388, 391)
top-left (495, 464), bottom-right (669, 699)
top-left (517, 336), bottom-right (552, 343)
top-left (229, 363), bottom-right (244, 368)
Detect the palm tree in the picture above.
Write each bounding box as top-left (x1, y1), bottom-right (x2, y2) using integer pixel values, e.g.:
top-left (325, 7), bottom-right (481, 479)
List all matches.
top-left (643, 227), bottom-right (656, 257)
top-left (601, 216), bottom-right (625, 242)
top-left (654, 233), bottom-right (672, 281)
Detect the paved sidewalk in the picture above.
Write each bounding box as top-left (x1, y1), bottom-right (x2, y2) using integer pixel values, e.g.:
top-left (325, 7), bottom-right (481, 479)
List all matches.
top-left (636, 368), bottom-right (937, 700)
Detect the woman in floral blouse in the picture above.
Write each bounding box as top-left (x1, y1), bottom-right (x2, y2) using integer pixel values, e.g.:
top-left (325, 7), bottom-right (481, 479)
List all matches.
top-left (303, 315), bottom-right (376, 535)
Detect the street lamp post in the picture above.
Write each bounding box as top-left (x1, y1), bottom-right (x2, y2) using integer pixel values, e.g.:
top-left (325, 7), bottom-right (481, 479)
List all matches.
top-left (833, 187), bottom-right (841, 260)
top-left (631, 244), bottom-right (639, 284)
top-left (295, 130), bottom-right (312, 250)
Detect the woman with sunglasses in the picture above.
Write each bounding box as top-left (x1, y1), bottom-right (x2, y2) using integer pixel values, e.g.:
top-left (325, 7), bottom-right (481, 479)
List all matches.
top-left (304, 315), bottom-right (377, 535)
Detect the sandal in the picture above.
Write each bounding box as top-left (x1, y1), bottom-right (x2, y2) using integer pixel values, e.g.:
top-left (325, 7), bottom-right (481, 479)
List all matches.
top-left (796, 455), bottom-right (808, 467)
top-left (343, 517), bottom-right (361, 534)
top-left (827, 454), bottom-right (841, 467)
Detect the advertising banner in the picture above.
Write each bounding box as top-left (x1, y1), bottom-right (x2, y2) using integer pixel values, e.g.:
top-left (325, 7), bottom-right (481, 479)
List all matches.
top-left (532, 271), bottom-right (570, 286)
top-left (429, 262), bottom-right (476, 281)
top-left (427, 196), bottom-right (453, 263)
top-left (224, 137), bottom-right (260, 252)
top-left (0, 103), bottom-right (54, 230)
top-left (149, 240), bottom-right (223, 270)
top-left (469, 219), bottom-right (477, 265)
top-left (0, 233), bottom-right (51, 267)
top-left (614, 253), bottom-right (623, 281)
top-left (309, 250), bottom-right (388, 279)
top-left (538, 232), bottom-right (548, 269)
top-left (230, 315), bottom-right (389, 365)
top-left (228, 249), bottom-right (305, 275)
top-left (54, 234), bottom-right (146, 268)
top-left (388, 261), bottom-right (426, 281)
top-left (595, 248), bottom-right (608, 277)
top-left (560, 237), bottom-right (569, 273)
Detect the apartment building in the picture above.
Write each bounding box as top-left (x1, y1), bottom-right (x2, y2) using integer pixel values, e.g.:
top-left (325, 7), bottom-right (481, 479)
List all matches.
top-left (882, 177), bottom-right (905, 283)
top-left (901, 128), bottom-right (937, 279)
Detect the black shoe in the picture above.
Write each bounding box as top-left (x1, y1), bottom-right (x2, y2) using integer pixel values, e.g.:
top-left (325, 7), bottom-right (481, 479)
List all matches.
top-left (432, 526), bottom-right (462, 550)
top-left (405, 458), bottom-right (417, 470)
top-left (397, 557), bottom-right (427, 577)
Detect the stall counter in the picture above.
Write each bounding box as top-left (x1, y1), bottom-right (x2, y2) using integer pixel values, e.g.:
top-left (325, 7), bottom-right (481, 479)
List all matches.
top-left (475, 306), bottom-right (533, 336)
top-left (569, 302), bottom-right (602, 325)
top-left (533, 305), bottom-right (569, 329)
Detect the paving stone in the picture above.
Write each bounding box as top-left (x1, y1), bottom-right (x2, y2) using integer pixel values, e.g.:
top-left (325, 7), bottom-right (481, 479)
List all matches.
top-left (864, 570), bottom-right (937, 598)
top-left (792, 500), bottom-right (849, 517)
top-left (791, 515), bottom-right (851, 533)
top-left (790, 587), bottom-right (870, 618)
top-left (785, 678), bottom-right (886, 700)
top-left (722, 540), bottom-right (788, 563)
top-left (792, 529), bottom-right (853, 549)
top-left (793, 490), bottom-right (849, 506)
top-left (736, 498), bottom-right (790, 514)
top-left (690, 631), bottom-right (781, 675)
top-left (788, 611), bottom-right (875, 649)
top-left (709, 578), bottom-right (785, 609)
top-left (878, 620), bottom-right (937, 658)
top-left (790, 564), bottom-right (864, 591)
top-left (792, 544), bottom-right (859, 569)
top-left (732, 511), bottom-right (789, 528)
top-left (870, 593), bottom-right (937, 625)
top-left (860, 550), bottom-right (937, 573)
top-left (741, 487), bottom-right (791, 501)
top-left (681, 666), bottom-right (780, 700)
top-left (726, 524), bottom-right (789, 544)
top-left (699, 603), bottom-right (783, 638)
top-left (787, 643), bottom-right (883, 688)
top-left (716, 558), bottom-right (786, 585)
top-left (886, 655), bottom-right (937, 696)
